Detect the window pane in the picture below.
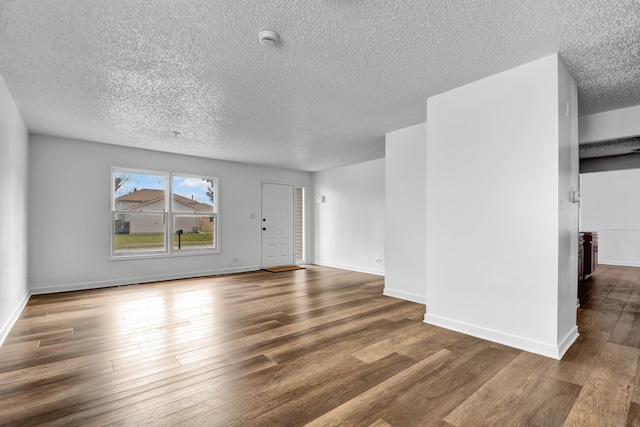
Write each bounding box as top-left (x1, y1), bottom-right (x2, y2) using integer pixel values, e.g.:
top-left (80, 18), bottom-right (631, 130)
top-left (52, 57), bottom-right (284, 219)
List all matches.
top-left (173, 215), bottom-right (215, 250)
top-left (113, 213), bottom-right (166, 254)
top-left (172, 176), bottom-right (215, 213)
top-left (114, 170), bottom-right (166, 212)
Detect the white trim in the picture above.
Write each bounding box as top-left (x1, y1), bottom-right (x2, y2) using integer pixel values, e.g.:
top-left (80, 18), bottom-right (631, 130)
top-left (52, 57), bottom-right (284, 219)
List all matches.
top-left (110, 167), bottom-right (219, 258)
top-left (557, 326), bottom-right (580, 359)
top-left (599, 260), bottom-right (640, 268)
top-left (383, 288), bottom-right (426, 304)
top-left (109, 248), bottom-right (220, 261)
top-left (314, 260), bottom-right (384, 276)
top-left (29, 266), bottom-right (260, 295)
top-left (295, 186), bottom-right (306, 264)
top-left (423, 312), bottom-right (579, 360)
top-left (0, 290), bottom-right (31, 347)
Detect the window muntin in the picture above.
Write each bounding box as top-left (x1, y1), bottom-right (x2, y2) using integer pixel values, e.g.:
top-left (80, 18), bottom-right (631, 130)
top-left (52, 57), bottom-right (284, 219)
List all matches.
top-left (111, 168), bottom-right (218, 257)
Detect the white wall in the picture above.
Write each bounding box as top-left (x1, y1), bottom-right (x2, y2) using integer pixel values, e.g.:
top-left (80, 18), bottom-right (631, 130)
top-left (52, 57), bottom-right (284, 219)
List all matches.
top-left (424, 54), bottom-right (578, 359)
top-left (28, 135), bottom-right (313, 293)
top-left (557, 56), bottom-right (580, 344)
top-left (0, 75), bottom-right (29, 346)
top-left (384, 123), bottom-right (427, 303)
top-left (580, 169), bottom-right (640, 267)
top-left (579, 104), bottom-right (640, 144)
top-left (313, 159), bottom-right (385, 275)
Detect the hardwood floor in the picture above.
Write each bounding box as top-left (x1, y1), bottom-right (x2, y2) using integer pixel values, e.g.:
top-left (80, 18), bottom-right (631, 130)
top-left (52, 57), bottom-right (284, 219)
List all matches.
top-left (1, 264), bottom-right (639, 426)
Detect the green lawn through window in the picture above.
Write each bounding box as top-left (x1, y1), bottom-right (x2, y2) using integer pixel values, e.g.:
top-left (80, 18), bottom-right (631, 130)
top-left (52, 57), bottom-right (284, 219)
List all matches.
top-left (114, 232), bottom-right (214, 249)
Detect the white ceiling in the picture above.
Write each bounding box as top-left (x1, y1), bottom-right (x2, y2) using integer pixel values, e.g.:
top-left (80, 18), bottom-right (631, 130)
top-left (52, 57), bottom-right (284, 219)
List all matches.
top-left (1, 1), bottom-right (639, 171)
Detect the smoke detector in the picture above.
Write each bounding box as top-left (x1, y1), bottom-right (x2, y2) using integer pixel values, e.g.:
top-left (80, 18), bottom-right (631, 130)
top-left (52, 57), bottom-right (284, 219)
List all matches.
top-left (259, 30), bottom-right (279, 45)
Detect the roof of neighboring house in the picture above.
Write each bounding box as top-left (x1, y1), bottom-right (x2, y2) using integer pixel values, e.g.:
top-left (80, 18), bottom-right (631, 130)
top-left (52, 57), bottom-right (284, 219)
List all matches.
top-left (116, 189), bottom-right (213, 212)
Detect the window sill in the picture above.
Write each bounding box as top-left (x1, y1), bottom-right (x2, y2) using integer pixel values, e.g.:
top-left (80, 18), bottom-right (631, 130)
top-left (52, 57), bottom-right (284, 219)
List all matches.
top-left (109, 249), bottom-right (221, 261)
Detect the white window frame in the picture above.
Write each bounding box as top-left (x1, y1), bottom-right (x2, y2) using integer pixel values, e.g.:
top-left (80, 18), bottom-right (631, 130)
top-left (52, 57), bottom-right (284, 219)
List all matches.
top-left (110, 167), bottom-right (219, 259)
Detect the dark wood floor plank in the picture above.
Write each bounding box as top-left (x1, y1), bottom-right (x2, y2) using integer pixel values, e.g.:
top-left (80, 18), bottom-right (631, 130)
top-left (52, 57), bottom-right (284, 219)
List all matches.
top-left (139, 319), bottom-right (286, 353)
top-left (305, 349), bottom-right (455, 426)
top-left (264, 317), bottom-right (419, 365)
top-left (0, 356), bottom-right (178, 420)
top-left (609, 311), bottom-right (640, 348)
top-left (444, 351), bottom-right (575, 426)
top-left (627, 401), bottom-right (640, 427)
top-left (563, 342), bottom-right (639, 427)
top-left (1, 355), bottom-right (275, 426)
top-left (377, 346), bottom-right (518, 426)
top-left (353, 322), bottom-right (438, 364)
top-left (232, 353), bottom-right (417, 427)
top-left (174, 296), bottom-right (403, 366)
top-left (1, 327), bottom-right (73, 347)
top-left (0, 360), bottom-right (115, 412)
top-left (120, 353), bottom-right (390, 426)
top-left (225, 306), bottom-right (419, 366)
top-left (0, 344), bottom-right (140, 386)
top-left (63, 357), bottom-right (279, 427)
top-left (547, 334), bottom-right (608, 386)
top-left (397, 326), bottom-right (470, 361)
top-left (2, 264), bottom-right (640, 425)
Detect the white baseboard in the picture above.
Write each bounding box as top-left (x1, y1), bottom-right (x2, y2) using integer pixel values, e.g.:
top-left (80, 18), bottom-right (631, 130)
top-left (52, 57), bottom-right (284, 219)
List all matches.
top-left (314, 260), bottom-right (384, 276)
top-left (599, 260), bottom-right (640, 268)
top-left (383, 288), bottom-right (426, 304)
top-left (557, 326), bottom-right (580, 359)
top-left (29, 266), bottom-right (261, 295)
top-left (424, 313), bottom-right (579, 360)
top-left (0, 290), bottom-right (31, 347)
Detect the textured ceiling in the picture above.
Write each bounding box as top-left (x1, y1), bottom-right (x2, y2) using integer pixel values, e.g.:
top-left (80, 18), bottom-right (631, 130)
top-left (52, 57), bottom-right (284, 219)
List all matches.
top-left (0, 0), bottom-right (639, 171)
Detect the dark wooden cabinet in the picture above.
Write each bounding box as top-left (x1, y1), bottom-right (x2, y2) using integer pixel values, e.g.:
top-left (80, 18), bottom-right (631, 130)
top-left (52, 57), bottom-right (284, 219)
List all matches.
top-left (581, 231), bottom-right (598, 280)
top-left (578, 233), bottom-right (584, 282)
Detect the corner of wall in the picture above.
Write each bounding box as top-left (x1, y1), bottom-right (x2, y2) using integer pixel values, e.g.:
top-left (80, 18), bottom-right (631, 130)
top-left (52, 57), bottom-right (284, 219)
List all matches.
top-left (0, 72), bottom-right (29, 347)
top-left (0, 291), bottom-right (31, 347)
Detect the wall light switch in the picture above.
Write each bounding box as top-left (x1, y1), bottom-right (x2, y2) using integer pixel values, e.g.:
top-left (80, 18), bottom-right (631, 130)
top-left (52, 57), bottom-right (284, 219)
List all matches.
top-left (317, 195), bottom-right (325, 203)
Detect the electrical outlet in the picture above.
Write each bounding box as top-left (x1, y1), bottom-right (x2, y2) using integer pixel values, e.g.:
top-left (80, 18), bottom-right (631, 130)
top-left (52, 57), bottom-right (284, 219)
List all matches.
top-left (375, 258), bottom-right (382, 263)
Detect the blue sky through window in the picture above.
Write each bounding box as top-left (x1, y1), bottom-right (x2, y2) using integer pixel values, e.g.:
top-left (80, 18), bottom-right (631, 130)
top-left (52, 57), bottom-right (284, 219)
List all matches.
top-left (114, 171), bottom-right (214, 206)
top-left (173, 176), bottom-right (213, 205)
top-left (114, 172), bottom-right (165, 198)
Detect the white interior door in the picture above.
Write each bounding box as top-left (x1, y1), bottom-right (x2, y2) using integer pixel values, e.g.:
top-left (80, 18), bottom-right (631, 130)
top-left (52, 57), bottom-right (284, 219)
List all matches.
top-left (261, 183), bottom-right (294, 268)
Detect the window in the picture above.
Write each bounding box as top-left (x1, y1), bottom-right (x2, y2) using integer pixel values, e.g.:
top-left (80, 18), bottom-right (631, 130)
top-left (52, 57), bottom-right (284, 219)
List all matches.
top-left (112, 168), bottom-right (218, 257)
top-left (171, 175), bottom-right (216, 251)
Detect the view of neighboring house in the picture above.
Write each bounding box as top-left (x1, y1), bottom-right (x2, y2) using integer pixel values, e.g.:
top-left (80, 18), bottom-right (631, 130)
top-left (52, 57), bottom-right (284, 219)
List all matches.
top-left (115, 189), bottom-right (214, 235)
